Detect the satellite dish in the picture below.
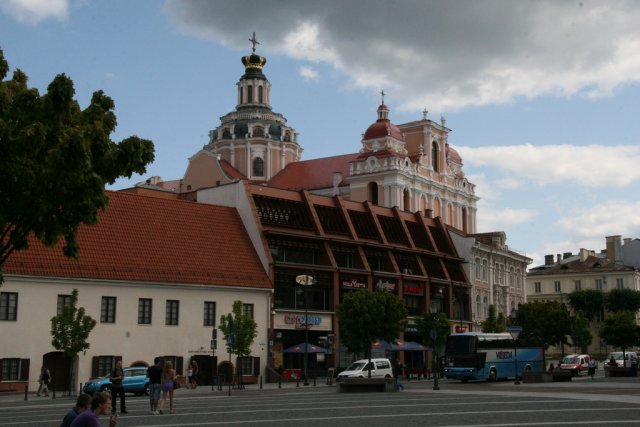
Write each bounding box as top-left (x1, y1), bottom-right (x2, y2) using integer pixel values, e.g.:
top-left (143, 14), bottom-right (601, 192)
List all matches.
top-left (295, 275), bottom-right (315, 286)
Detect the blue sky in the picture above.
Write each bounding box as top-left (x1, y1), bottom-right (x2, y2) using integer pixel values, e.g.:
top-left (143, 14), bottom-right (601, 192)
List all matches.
top-left (2, 0), bottom-right (640, 268)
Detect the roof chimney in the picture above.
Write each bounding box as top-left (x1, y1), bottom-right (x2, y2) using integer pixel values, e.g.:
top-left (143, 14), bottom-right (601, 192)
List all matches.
top-left (563, 252), bottom-right (572, 259)
top-left (544, 255), bottom-right (554, 265)
top-left (556, 254), bottom-right (562, 263)
top-left (579, 248), bottom-right (590, 262)
top-left (624, 238), bottom-right (632, 245)
top-left (606, 235), bottom-right (622, 264)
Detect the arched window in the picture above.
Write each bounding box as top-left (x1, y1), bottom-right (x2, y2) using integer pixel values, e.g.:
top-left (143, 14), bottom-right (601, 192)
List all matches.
top-left (482, 259), bottom-right (488, 282)
top-left (252, 127), bottom-right (264, 137)
top-left (475, 257), bottom-right (481, 280)
top-left (475, 295), bottom-right (481, 319)
top-left (283, 131), bottom-right (291, 142)
top-left (461, 207), bottom-right (468, 233)
top-left (222, 129), bottom-right (231, 139)
top-left (431, 141), bottom-right (439, 172)
top-left (509, 267), bottom-right (515, 287)
top-left (368, 182), bottom-right (379, 205)
top-left (258, 86), bottom-right (263, 103)
top-left (516, 269), bottom-right (521, 288)
top-left (253, 157), bottom-right (264, 177)
top-left (483, 296), bottom-right (488, 317)
top-left (247, 85), bottom-right (253, 103)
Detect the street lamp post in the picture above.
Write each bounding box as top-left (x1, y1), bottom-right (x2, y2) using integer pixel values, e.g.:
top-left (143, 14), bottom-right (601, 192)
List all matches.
top-left (507, 324), bottom-right (522, 385)
top-left (296, 274), bottom-right (315, 386)
top-left (429, 303), bottom-right (440, 391)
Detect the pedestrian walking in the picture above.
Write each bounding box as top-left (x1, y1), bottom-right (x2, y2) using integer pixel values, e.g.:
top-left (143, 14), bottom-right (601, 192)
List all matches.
top-left (37, 366), bottom-right (51, 397)
top-left (146, 357), bottom-right (162, 415)
top-left (158, 360), bottom-right (176, 415)
top-left (108, 360), bottom-right (127, 414)
top-left (189, 359), bottom-right (198, 389)
top-left (588, 359), bottom-right (596, 380)
top-left (393, 360), bottom-right (404, 391)
top-left (60, 393), bottom-right (91, 427)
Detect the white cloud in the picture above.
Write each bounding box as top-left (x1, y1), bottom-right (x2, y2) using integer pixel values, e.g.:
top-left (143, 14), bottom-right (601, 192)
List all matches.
top-left (556, 200), bottom-right (640, 242)
top-left (1, 0), bottom-right (68, 23)
top-left (457, 144), bottom-right (640, 187)
top-left (477, 204), bottom-right (539, 232)
top-left (299, 66), bottom-right (318, 82)
top-left (165, 0), bottom-right (640, 113)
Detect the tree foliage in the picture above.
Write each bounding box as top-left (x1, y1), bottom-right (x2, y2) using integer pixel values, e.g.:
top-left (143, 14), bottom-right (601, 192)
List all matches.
top-left (50, 289), bottom-right (97, 358)
top-left (481, 305), bottom-right (506, 333)
top-left (514, 301), bottom-right (572, 350)
top-left (416, 311), bottom-right (451, 351)
top-left (219, 300), bottom-right (258, 357)
top-left (567, 289), bottom-right (605, 321)
top-left (600, 311), bottom-right (640, 353)
top-left (605, 288), bottom-right (640, 313)
top-left (570, 311), bottom-right (593, 354)
top-left (0, 49), bottom-right (154, 283)
top-left (336, 290), bottom-right (408, 363)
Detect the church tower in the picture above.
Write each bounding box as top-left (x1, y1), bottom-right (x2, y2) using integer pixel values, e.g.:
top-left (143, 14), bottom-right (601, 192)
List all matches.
top-left (182, 33), bottom-right (301, 191)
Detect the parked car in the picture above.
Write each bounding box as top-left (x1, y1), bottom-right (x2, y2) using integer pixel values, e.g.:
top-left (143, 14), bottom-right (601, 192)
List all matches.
top-left (336, 358), bottom-right (393, 381)
top-left (82, 366), bottom-right (150, 395)
top-left (604, 351), bottom-right (638, 368)
top-left (559, 354), bottom-right (591, 376)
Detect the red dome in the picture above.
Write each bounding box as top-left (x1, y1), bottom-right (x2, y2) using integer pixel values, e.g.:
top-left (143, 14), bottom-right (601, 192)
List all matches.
top-left (446, 144), bottom-right (462, 164)
top-left (363, 121), bottom-right (404, 140)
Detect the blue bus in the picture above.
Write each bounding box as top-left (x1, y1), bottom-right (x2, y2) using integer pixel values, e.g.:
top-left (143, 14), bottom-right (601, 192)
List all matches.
top-left (443, 332), bottom-right (544, 382)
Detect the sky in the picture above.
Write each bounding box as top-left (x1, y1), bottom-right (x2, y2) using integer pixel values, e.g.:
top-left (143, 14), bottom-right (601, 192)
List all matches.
top-left (2, 0), bottom-right (640, 269)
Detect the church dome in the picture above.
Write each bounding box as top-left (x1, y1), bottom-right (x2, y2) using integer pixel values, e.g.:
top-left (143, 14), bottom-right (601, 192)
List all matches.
top-left (446, 143), bottom-right (462, 165)
top-left (363, 104), bottom-right (404, 141)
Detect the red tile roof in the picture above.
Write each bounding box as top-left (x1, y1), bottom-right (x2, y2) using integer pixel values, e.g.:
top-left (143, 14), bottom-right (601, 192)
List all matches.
top-left (267, 153), bottom-right (359, 190)
top-left (4, 191), bottom-right (271, 289)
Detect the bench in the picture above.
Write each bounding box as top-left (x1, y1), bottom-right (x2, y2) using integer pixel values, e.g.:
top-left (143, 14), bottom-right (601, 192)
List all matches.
top-left (336, 377), bottom-right (395, 393)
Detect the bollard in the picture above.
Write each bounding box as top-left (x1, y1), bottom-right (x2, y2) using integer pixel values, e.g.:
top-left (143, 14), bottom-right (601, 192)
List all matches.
top-left (52, 388), bottom-right (56, 400)
top-left (313, 377), bottom-right (316, 387)
top-left (278, 375), bottom-right (281, 389)
top-left (259, 375), bottom-right (263, 390)
top-left (79, 382), bottom-right (83, 394)
top-left (296, 376), bottom-right (300, 387)
top-left (24, 385), bottom-right (28, 401)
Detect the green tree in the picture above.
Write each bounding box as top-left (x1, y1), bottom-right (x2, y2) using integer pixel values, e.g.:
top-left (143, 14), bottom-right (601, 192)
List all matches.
top-left (0, 49), bottom-right (154, 283)
top-left (567, 289), bottom-right (605, 321)
top-left (605, 288), bottom-right (640, 313)
top-left (514, 301), bottom-right (572, 350)
top-left (50, 289), bottom-right (97, 392)
top-left (482, 305), bottom-right (506, 333)
top-left (570, 311), bottom-right (593, 354)
top-left (219, 300), bottom-right (258, 357)
top-left (416, 311), bottom-right (451, 350)
top-left (600, 311), bottom-right (640, 364)
top-left (336, 290), bottom-right (407, 376)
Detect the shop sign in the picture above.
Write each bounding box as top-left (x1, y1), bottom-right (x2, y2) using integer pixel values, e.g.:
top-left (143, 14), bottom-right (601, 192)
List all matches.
top-left (375, 279), bottom-right (396, 292)
top-left (341, 278), bottom-right (367, 289)
top-left (284, 313), bottom-right (322, 328)
top-left (404, 283), bottom-right (424, 296)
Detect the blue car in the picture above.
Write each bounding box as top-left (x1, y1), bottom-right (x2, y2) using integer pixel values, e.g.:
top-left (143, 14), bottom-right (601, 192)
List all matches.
top-left (83, 366), bottom-right (150, 396)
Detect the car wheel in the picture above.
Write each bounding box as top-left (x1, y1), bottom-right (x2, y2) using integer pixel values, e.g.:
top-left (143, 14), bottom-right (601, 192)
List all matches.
top-left (385, 374), bottom-right (392, 378)
top-left (488, 368), bottom-right (497, 382)
top-left (100, 385), bottom-right (112, 394)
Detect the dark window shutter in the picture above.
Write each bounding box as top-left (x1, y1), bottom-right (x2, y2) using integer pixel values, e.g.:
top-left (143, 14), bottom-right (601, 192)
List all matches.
top-left (176, 357), bottom-right (183, 375)
top-left (253, 357), bottom-right (260, 376)
top-left (91, 357), bottom-right (99, 378)
top-left (20, 359), bottom-right (30, 381)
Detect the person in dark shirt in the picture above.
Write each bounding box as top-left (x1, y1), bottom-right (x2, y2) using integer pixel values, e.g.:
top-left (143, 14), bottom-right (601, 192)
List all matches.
top-left (60, 393), bottom-right (91, 427)
top-left (109, 360), bottom-right (127, 414)
top-left (70, 392), bottom-right (117, 427)
top-left (146, 357), bottom-right (163, 415)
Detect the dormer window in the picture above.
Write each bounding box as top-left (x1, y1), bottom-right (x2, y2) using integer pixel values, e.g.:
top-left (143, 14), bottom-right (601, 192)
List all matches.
top-left (283, 131), bottom-right (291, 142)
top-left (253, 127), bottom-right (264, 137)
top-left (253, 157), bottom-right (264, 177)
top-left (222, 129), bottom-right (232, 139)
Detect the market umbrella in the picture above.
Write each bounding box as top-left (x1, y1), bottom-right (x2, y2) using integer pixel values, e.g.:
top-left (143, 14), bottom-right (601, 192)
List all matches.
top-left (283, 343), bottom-right (328, 353)
top-left (405, 341), bottom-right (431, 351)
top-left (372, 339), bottom-right (411, 351)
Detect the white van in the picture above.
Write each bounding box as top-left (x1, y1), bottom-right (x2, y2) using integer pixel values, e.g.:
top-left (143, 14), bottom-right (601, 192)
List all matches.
top-left (336, 358), bottom-right (394, 381)
top-left (605, 351), bottom-right (638, 368)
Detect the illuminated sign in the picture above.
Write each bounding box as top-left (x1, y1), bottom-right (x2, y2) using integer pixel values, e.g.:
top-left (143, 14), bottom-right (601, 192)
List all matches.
top-left (284, 313), bottom-right (322, 327)
top-left (404, 283), bottom-right (424, 295)
top-left (376, 279), bottom-right (396, 292)
top-left (341, 278), bottom-right (367, 289)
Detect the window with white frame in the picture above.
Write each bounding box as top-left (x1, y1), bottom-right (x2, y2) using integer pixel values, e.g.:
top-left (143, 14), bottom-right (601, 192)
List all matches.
top-left (0, 292), bottom-right (18, 321)
top-left (475, 258), bottom-right (481, 280)
top-left (482, 260), bottom-right (488, 282)
top-left (574, 280), bottom-right (581, 290)
top-left (0, 358), bottom-right (20, 380)
top-left (138, 298), bottom-right (152, 325)
top-left (204, 301), bottom-right (216, 327)
top-left (616, 278), bottom-right (624, 289)
top-left (554, 281), bottom-right (561, 292)
top-left (534, 282), bottom-right (541, 293)
top-left (242, 303), bottom-right (254, 319)
top-left (166, 300), bottom-right (179, 326)
top-left (100, 296), bottom-right (116, 323)
top-left (475, 295), bottom-right (481, 319)
top-left (595, 279), bottom-right (603, 290)
top-left (57, 294), bottom-right (72, 316)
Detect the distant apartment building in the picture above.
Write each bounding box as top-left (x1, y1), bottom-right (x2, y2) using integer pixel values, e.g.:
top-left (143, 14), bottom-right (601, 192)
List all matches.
top-left (527, 235), bottom-right (640, 357)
